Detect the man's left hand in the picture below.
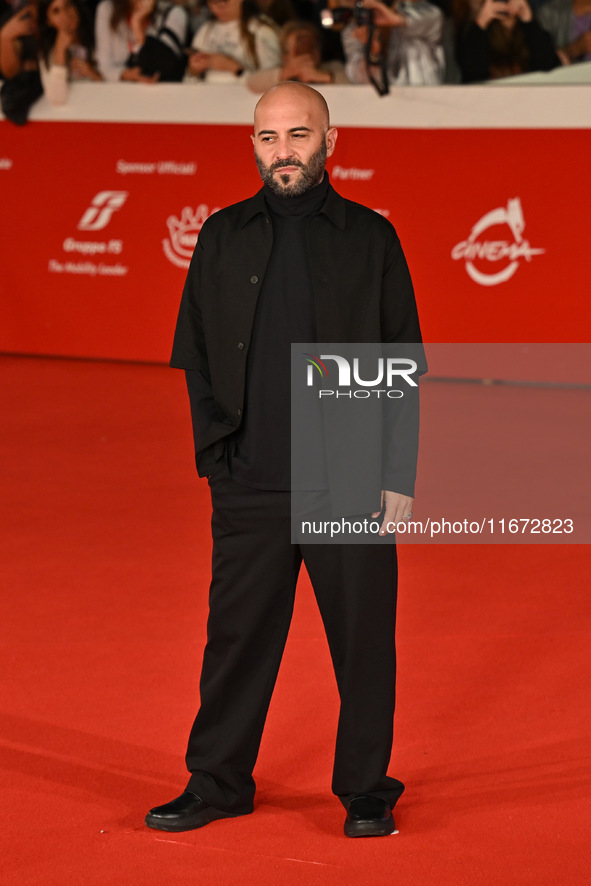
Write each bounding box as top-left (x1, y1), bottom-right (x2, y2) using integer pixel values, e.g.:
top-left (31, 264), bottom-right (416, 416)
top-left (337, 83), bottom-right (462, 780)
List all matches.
top-left (372, 490), bottom-right (414, 535)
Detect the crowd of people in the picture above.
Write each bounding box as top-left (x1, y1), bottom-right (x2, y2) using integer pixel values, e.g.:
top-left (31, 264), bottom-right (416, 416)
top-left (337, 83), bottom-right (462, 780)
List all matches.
top-left (0, 0), bottom-right (590, 119)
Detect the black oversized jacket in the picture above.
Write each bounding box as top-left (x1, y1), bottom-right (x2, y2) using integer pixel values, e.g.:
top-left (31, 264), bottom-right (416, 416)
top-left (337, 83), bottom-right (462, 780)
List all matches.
top-left (170, 182), bottom-right (423, 513)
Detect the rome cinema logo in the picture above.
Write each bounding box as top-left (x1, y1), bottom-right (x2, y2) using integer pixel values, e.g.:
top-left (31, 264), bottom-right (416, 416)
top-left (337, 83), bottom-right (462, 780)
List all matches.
top-left (451, 197), bottom-right (545, 287)
top-left (162, 204), bottom-right (218, 269)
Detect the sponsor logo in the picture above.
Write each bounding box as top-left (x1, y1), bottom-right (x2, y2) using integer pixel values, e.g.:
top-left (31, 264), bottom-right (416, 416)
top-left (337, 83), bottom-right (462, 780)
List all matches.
top-left (303, 352), bottom-right (417, 398)
top-left (0, 158), bottom-right (13, 170)
top-left (63, 238), bottom-right (123, 255)
top-left (451, 198), bottom-right (545, 286)
top-left (46, 193), bottom-right (128, 276)
top-left (116, 160), bottom-right (197, 176)
top-left (78, 191), bottom-right (128, 231)
top-left (162, 204), bottom-right (218, 269)
top-left (332, 166), bottom-right (374, 181)
top-left (48, 259), bottom-right (128, 277)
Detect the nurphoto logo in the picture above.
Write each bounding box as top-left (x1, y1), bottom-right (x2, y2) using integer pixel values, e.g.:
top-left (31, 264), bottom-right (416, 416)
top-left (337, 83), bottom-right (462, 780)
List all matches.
top-left (303, 352), bottom-right (418, 398)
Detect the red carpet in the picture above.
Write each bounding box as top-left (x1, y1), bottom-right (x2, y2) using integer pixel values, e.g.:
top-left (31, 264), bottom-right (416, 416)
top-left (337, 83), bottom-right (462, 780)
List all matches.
top-left (1, 355), bottom-right (589, 885)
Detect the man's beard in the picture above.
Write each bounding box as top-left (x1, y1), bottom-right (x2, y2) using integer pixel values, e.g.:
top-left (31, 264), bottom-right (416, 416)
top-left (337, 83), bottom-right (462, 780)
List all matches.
top-left (255, 139), bottom-right (327, 197)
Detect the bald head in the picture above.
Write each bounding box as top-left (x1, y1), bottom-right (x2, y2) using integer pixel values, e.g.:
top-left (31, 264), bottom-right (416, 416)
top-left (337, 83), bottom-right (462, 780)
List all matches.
top-left (254, 82), bottom-right (330, 131)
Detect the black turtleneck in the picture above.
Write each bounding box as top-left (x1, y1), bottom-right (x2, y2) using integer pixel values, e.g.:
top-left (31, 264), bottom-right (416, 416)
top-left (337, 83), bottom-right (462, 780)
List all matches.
top-left (228, 173), bottom-right (330, 490)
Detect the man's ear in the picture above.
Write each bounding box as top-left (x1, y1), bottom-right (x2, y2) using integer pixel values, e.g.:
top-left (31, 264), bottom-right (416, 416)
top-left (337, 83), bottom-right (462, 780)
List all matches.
top-left (325, 127), bottom-right (338, 159)
top-left (250, 133), bottom-right (255, 146)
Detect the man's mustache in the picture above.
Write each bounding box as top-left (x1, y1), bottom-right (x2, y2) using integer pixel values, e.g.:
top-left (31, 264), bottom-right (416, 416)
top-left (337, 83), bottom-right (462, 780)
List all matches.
top-left (272, 159), bottom-right (305, 171)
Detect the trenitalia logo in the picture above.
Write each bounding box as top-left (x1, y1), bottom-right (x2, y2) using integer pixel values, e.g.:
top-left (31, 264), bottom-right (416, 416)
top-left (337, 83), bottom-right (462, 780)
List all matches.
top-left (304, 353), bottom-right (418, 398)
top-left (77, 191), bottom-right (128, 231)
top-left (451, 198), bottom-right (545, 286)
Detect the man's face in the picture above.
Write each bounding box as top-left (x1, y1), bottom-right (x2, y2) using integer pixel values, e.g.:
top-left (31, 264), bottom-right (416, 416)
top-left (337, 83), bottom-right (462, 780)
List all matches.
top-left (251, 87), bottom-right (337, 198)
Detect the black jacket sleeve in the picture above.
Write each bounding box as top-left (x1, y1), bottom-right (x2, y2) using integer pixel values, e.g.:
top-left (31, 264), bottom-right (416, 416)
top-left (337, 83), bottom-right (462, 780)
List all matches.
top-left (380, 239), bottom-right (426, 498)
top-left (171, 229), bottom-right (226, 477)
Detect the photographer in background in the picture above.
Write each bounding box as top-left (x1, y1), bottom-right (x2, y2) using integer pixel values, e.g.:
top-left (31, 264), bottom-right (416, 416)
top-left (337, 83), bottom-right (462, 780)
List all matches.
top-left (454, 0), bottom-right (560, 80)
top-left (38, 0), bottom-right (102, 104)
top-left (339, 0), bottom-right (444, 86)
top-left (246, 18), bottom-right (349, 89)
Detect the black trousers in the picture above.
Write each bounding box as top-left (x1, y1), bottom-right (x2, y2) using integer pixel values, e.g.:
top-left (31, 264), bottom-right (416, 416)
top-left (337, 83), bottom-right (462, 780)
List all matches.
top-left (184, 466), bottom-right (404, 813)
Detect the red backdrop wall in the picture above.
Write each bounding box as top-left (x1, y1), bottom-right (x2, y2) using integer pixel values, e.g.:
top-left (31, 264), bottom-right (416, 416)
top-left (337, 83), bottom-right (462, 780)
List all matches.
top-left (1, 120), bottom-right (590, 368)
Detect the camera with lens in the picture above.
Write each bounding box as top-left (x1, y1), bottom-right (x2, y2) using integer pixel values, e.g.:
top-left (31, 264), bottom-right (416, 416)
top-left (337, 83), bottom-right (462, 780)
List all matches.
top-left (321, 0), bottom-right (392, 97)
top-left (320, 2), bottom-right (374, 29)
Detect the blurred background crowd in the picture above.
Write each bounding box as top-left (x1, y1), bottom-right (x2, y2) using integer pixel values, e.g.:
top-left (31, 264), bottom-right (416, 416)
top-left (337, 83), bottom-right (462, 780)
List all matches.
top-left (0, 0), bottom-right (590, 119)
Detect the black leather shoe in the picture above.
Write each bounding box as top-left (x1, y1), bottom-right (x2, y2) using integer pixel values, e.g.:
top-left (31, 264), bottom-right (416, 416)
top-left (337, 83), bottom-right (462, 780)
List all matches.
top-left (344, 794), bottom-right (396, 837)
top-left (145, 791), bottom-right (245, 832)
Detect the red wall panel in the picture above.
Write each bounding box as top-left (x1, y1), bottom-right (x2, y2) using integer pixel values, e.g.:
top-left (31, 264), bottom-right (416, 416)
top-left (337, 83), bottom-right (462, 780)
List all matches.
top-left (1, 121), bottom-right (590, 365)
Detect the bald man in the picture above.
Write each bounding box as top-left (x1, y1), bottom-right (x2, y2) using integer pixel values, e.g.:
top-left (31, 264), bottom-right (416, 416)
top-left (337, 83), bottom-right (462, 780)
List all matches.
top-left (146, 83), bottom-right (422, 838)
